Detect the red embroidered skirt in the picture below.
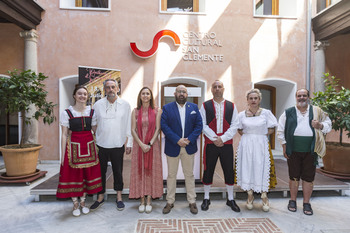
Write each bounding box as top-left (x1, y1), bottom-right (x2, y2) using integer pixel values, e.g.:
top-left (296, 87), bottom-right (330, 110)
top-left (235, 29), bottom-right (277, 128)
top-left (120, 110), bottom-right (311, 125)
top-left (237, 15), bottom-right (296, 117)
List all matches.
top-left (57, 131), bottom-right (102, 199)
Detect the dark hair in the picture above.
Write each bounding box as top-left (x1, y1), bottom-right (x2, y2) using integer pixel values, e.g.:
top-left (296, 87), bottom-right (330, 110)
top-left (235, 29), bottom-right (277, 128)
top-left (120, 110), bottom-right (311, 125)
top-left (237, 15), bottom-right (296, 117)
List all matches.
top-left (296, 88), bottom-right (309, 97)
top-left (137, 87), bottom-right (154, 110)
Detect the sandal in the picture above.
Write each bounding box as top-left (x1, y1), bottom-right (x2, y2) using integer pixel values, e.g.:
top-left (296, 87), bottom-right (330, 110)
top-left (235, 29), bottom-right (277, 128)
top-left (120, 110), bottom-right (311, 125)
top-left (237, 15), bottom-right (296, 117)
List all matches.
top-left (72, 199), bottom-right (81, 217)
top-left (246, 190), bottom-right (254, 210)
top-left (303, 203), bottom-right (313, 216)
top-left (288, 200), bottom-right (297, 212)
top-left (261, 192), bottom-right (269, 212)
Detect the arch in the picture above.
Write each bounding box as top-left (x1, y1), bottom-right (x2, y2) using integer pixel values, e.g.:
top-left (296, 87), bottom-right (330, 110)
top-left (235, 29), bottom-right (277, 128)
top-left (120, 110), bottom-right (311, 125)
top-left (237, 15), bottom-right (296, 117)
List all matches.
top-left (58, 75), bottom-right (79, 162)
top-left (159, 76), bottom-right (206, 181)
top-left (254, 78), bottom-right (297, 152)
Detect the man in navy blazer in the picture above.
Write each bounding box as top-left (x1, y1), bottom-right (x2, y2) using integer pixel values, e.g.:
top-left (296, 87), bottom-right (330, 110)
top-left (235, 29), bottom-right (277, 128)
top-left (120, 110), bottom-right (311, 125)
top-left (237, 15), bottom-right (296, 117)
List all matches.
top-left (161, 85), bottom-right (203, 215)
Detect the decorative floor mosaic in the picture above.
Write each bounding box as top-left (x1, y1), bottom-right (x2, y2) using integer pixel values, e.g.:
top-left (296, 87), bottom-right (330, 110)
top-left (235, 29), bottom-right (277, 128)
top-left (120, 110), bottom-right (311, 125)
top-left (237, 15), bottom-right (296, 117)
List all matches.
top-left (136, 218), bottom-right (283, 233)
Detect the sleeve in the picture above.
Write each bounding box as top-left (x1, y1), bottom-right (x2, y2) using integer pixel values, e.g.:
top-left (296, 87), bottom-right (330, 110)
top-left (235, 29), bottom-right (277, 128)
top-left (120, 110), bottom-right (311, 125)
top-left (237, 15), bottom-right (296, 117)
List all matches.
top-left (199, 103), bottom-right (217, 141)
top-left (161, 105), bottom-right (181, 145)
top-left (220, 105), bottom-right (239, 143)
top-left (237, 111), bottom-right (243, 130)
top-left (277, 112), bottom-right (286, 145)
top-left (126, 104), bottom-right (133, 148)
top-left (320, 111), bottom-right (332, 134)
top-left (60, 110), bottom-right (69, 128)
top-left (91, 109), bottom-right (97, 126)
top-left (187, 105), bottom-right (203, 144)
top-left (265, 109), bottom-right (278, 128)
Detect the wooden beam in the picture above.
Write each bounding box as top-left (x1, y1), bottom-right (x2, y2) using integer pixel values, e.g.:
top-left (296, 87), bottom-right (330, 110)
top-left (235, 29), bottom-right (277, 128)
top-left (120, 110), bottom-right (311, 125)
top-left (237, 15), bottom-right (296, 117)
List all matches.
top-left (312, 0), bottom-right (350, 40)
top-left (0, 0), bottom-right (44, 30)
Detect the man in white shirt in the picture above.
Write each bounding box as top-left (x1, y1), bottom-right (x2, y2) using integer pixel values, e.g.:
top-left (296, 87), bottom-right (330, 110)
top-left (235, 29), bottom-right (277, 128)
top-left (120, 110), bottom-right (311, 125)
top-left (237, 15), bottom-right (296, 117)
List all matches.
top-left (90, 79), bottom-right (132, 211)
top-left (199, 80), bottom-right (240, 212)
top-left (277, 88), bottom-right (331, 216)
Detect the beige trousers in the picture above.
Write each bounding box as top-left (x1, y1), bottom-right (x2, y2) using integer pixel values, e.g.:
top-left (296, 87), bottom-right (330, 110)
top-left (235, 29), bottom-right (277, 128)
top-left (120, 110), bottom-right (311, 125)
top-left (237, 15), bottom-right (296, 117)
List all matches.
top-left (166, 147), bottom-right (196, 204)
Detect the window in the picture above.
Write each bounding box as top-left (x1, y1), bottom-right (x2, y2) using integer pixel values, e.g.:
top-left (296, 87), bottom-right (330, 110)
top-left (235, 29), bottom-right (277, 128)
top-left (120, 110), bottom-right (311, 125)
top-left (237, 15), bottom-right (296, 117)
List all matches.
top-left (160, 0), bottom-right (205, 13)
top-left (317, 0), bottom-right (342, 13)
top-left (254, 0), bottom-right (296, 18)
top-left (60, 0), bottom-right (110, 10)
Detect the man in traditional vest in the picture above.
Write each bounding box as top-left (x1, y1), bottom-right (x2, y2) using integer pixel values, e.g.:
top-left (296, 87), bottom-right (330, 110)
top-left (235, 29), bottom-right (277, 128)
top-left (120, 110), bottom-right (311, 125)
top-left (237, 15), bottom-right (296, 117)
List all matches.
top-left (277, 88), bottom-right (331, 215)
top-left (199, 80), bottom-right (240, 212)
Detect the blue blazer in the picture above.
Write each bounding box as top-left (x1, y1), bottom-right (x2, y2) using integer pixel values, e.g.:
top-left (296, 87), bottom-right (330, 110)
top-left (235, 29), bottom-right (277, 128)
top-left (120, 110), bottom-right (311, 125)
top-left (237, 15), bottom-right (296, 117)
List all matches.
top-left (161, 101), bottom-right (203, 157)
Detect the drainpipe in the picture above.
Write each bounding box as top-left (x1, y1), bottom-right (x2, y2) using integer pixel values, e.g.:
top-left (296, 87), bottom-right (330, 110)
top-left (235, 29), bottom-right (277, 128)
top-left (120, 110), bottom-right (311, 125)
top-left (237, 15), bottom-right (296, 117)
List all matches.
top-left (306, 0), bottom-right (312, 91)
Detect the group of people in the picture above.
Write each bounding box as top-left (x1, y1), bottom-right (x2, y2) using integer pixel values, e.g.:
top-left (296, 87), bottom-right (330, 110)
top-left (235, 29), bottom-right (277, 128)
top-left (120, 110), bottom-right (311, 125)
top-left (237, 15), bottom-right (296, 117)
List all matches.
top-left (56, 79), bottom-right (331, 217)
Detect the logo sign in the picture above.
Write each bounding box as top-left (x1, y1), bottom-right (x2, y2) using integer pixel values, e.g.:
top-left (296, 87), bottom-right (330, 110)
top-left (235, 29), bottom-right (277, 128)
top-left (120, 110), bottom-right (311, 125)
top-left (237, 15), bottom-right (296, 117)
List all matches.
top-left (130, 30), bottom-right (180, 58)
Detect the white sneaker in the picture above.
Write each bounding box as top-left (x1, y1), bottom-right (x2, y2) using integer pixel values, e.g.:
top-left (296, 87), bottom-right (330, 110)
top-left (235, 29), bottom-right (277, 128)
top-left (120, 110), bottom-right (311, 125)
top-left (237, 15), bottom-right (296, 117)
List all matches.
top-left (72, 208), bottom-right (81, 217)
top-left (138, 204), bottom-right (145, 213)
top-left (81, 206), bottom-right (90, 214)
top-left (145, 204), bottom-right (152, 214)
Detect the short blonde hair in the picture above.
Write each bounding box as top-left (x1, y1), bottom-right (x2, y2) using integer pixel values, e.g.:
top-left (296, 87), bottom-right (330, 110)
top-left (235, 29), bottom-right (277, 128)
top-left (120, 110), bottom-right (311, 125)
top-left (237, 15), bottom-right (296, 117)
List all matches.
top-left (246, 88), bottom-right (262, 100)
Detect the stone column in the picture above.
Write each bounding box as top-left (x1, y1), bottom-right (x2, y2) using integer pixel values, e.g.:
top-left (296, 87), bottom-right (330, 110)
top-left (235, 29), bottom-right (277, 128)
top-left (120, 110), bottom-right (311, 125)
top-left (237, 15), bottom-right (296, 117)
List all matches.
top-left (19, 29), bottom-right (39, 144)
top-left (314, 40), bottom-right (329, 93)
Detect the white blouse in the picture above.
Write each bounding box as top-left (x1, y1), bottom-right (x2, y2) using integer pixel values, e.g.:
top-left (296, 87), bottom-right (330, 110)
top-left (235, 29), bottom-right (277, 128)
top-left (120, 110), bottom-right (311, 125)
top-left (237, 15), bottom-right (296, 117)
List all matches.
top-left (60, 105), bottom-right (97, 128)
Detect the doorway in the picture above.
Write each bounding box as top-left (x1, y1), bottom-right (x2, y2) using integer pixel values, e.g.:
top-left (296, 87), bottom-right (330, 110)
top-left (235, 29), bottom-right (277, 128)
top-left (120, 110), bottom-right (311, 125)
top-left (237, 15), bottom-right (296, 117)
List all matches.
top-left (254, 84), bottom-right (276, 149)
top-left (160, 78), bottom-right (206, 180)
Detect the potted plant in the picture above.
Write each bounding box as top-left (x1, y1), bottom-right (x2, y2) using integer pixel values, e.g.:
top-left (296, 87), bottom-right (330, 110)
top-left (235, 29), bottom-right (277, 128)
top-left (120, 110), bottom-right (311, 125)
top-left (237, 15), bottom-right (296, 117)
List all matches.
top-left (312, 73), bottom-right (350, 176)
top-left (0, 69), bottom-right (56, 177)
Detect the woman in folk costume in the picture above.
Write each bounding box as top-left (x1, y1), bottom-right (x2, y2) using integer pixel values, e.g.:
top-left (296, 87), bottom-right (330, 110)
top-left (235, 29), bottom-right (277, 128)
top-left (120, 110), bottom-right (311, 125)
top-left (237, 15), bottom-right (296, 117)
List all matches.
top-left (236, 89), bottom-right (278, 212)
top-left (57, 86), bottom-right (102, 217)
top-left (129, 87), bottom-right (163, 214)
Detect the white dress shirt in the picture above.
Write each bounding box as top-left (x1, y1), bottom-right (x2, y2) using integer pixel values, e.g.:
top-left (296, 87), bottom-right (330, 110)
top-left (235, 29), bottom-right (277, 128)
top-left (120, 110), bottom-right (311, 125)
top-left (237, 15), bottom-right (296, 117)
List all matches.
top-left (176, 102), bottom-right (187, 138)
top-left (199, 99), bottom-right (239, 143)
top-left (93, 97), bottom-right (132, 148)
top-left (277, 105), bottom-right (332, 145)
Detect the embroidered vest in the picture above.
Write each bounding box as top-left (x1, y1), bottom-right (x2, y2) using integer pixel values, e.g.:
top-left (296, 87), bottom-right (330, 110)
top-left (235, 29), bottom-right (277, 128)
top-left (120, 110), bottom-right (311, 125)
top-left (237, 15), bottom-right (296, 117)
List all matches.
top-left (203, 99), bottom-right (234, 144)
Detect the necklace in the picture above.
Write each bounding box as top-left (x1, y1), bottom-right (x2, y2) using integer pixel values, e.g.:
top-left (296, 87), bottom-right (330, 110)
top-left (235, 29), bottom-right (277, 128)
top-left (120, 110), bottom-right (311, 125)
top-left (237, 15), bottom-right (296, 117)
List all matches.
top-left (248, 108), bottom-right (259, 116)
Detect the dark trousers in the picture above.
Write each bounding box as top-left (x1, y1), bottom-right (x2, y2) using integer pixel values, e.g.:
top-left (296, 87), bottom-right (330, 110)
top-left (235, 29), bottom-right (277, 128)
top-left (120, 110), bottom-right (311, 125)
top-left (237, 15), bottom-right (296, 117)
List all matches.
top-left (202, 144), bottom-right (234, 185)
top-left (97, 145), bottom-right (125, 194)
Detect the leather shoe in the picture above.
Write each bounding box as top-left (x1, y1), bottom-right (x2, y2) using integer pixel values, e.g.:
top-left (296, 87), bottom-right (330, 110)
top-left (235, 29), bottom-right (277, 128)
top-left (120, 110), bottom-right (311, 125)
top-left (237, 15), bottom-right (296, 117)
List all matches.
top-left (162, 203), bottom-right (174, 214)
top-left (201, 199), bottom-right (210, 211)
top-left (189, 203), bottom-right (198, 214)
top-left (226, 200), bottom-right (240, 212)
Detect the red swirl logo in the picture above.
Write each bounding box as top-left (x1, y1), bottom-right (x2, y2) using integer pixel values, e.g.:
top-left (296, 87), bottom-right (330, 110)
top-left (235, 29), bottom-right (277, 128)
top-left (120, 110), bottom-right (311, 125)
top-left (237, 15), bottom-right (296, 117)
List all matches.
top-left (130, 30), bottom-right (181, 58)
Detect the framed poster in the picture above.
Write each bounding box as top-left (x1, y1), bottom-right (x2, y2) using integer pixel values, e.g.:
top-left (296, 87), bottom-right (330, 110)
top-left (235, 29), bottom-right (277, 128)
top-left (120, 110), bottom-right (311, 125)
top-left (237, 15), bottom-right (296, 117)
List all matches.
top-left (78, 66), bottom-right (121, 106)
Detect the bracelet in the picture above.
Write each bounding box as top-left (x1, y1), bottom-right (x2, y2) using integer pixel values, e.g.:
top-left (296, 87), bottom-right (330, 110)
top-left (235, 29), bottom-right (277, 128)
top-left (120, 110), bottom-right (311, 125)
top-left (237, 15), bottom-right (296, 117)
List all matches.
top-left (148, 142), bottom-right (152, 146)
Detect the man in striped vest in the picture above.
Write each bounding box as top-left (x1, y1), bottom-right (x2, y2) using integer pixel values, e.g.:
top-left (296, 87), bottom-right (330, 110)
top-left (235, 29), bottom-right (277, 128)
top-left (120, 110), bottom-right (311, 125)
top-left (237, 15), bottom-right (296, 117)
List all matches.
top-left (199, 80), bottom-right (240, 212)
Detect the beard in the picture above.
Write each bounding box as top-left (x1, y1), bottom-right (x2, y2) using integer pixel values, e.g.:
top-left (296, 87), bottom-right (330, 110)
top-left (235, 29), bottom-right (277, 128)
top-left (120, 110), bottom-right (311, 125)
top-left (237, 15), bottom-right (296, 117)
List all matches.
top-left (297, 100), bottom-right (308, 108)
top-left (107, 92), bottom-right (116, 99)
top-left (175, 95), bottom-right (187, 105)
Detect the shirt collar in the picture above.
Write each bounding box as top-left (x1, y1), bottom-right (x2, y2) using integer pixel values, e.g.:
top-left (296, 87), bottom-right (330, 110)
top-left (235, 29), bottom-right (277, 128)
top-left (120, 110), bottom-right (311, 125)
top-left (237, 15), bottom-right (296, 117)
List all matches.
top-left (176, 101), bottom-right (187, 108)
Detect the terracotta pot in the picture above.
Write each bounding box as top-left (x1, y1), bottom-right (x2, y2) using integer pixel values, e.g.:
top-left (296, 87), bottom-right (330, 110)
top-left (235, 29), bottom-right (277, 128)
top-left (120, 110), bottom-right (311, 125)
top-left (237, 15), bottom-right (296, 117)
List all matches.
top-left (322, 142), bottom-right (350, 175)
top-left (0, 144), bottom-right (43, 177)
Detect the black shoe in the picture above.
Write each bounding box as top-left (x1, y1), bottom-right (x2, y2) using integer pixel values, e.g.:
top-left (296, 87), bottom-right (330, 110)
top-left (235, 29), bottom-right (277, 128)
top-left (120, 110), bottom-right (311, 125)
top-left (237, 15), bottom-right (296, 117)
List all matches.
top-left (201, 199), bottom-right (211, 211)
top-left (90, 199), bottom-right (104, 211)
top-left (226, 200), bottom-right (240, 212)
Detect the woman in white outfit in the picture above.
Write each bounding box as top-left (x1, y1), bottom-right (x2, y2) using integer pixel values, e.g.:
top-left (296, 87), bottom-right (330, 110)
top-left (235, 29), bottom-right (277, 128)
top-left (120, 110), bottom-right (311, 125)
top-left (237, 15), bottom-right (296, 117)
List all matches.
top-left (236, 89), bottom-right (278, 212)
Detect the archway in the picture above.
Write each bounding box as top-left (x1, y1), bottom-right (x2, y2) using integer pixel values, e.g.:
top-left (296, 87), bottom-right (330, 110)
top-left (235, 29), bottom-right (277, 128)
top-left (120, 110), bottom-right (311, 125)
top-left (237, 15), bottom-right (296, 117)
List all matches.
top-left (254, 78), bottom-right (297, 152)
top-left (159, 77), bottom-right (207, 181)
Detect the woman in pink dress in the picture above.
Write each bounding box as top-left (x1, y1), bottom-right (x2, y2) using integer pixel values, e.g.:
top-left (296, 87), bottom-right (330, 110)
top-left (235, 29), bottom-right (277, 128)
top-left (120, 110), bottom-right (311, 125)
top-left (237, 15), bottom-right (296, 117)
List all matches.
top-left (129, 87), bottom-right (163, 213)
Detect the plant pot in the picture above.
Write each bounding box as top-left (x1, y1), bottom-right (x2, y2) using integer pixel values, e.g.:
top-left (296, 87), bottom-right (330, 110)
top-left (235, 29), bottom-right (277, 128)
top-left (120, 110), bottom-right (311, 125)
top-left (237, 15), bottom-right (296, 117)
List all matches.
top-left (0, 144), bottom-right (43, 177)
top-left (322, 142), bottom-right (350, 175)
